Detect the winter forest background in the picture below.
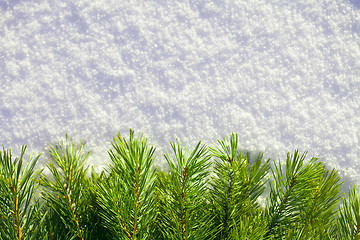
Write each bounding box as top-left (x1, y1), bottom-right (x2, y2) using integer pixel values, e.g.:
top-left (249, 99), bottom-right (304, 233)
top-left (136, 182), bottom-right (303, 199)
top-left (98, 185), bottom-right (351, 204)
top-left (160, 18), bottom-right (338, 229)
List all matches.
top-left (0, 0), bottom-right (359, 186)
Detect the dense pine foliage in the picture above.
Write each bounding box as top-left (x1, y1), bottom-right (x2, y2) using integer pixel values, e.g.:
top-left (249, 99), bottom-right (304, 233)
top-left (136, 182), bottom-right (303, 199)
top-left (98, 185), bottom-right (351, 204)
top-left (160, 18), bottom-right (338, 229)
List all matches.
top-left (0, 130), bottom-right (359, 239)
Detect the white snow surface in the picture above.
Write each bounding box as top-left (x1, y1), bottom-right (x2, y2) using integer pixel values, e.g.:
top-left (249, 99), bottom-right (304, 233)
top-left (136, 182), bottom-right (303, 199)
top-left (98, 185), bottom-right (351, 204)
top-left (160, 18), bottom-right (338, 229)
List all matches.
top-left (0, 0), bottom-right (360, 183)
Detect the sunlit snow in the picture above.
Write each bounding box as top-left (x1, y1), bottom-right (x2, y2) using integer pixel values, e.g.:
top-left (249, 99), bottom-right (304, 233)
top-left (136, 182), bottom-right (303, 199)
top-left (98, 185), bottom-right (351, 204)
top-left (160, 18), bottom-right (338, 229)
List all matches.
top-left (0, 0), bottom-right (359, 184)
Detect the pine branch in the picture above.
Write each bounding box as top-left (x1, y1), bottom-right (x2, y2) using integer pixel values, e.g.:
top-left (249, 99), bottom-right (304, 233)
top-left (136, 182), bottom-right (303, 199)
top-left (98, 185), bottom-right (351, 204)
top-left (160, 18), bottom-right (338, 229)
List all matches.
top-left (97, 129), bottom-right (157, 240)
top-left (0, 145), bottom-right (42, 240)
top-left (337, 185), bottom-right (360, 240)
top-left (299, 167), bottom-right (342, 237)
top-left (209, 133), bottom-right (269, 239)
top-left (161, 139), bottom-right (214, 240)
top-left (265, 150), bottom-right (323, 238)
top-left (40, 134), bottom-right (90, 240)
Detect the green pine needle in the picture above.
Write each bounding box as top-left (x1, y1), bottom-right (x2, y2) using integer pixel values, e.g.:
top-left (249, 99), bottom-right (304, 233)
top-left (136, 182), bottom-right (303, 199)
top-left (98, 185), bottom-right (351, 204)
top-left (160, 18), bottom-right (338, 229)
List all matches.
top-left (0, 131), bottom-right (359, 240)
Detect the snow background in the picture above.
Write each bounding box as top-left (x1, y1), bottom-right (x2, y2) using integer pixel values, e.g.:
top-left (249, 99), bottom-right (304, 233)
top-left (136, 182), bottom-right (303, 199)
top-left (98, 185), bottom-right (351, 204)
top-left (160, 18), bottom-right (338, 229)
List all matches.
top-left (0, 0), bottom-right (359, 185)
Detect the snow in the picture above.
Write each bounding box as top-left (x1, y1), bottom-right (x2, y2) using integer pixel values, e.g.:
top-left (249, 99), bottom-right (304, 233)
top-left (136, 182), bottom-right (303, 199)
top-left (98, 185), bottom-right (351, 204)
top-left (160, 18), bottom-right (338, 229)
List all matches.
top-left (0, 0), bottom-right (359, 184)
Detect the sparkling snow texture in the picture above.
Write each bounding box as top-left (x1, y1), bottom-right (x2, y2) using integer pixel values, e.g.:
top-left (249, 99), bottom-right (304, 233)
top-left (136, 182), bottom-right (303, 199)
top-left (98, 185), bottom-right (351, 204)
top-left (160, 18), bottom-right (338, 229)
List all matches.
top-left (0, 0), bottom-right (359, 183)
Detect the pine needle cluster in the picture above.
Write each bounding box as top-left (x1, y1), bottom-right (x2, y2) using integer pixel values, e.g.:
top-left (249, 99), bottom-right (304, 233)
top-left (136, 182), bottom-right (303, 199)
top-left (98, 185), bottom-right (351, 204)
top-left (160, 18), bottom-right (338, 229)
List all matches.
top-left (0, 129), bottom-right (359, 239)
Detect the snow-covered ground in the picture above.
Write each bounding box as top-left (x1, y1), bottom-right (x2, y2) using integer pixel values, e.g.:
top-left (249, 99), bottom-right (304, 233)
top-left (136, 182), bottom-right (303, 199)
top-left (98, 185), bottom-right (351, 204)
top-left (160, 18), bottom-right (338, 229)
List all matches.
top-left (0, 0), bottom-right (359, 184)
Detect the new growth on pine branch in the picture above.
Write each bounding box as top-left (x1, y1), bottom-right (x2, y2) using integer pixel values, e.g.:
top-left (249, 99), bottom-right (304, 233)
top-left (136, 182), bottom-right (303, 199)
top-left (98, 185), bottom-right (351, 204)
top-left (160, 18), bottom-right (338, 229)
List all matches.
top-left (0, 129), bottom-right (359, 239)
